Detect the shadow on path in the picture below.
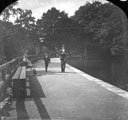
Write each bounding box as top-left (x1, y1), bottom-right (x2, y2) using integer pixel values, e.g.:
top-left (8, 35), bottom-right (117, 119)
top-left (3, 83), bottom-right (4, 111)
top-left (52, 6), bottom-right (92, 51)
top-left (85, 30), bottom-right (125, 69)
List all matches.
top-left (16, 98), bottom-right (29, 120)
top-left (29, 76), bottom-right (51, 120)
top-left (15, 75), bottom-right (51, 120)
top-left (34, 68), bottom-right (76, 77)
top-left (34, 98), bottom-right (51, 120)
top-left (35, 70), bottom-right (58, 76)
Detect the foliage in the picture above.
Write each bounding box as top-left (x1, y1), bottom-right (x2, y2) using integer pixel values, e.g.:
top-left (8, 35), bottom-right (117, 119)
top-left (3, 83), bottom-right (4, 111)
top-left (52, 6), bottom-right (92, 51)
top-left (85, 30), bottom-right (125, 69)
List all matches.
top-left (0, 7), bottom-right (36, 60)
top-left (72, 1), bottom-right (125, 56)
top-left (15, 9), bottom-right (36, 55)
top-left (0, 20), bottom-right (23, 60)
top-left (0, 0), bottom-right (127, 60)
top-left (0, 1), bottom-right (18, 21)
top-left (36, 7), bottom-right (69, 49)
top-left (36, 7), bottom-right (84, 52)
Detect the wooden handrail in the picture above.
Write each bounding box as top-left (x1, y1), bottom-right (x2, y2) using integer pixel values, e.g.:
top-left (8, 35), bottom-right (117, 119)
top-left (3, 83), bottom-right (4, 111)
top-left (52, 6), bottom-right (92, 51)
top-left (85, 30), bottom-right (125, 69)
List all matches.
top-left (0, 59), bottom-right (16, 70)
top-left (0, 54), bottom-right (44, 70)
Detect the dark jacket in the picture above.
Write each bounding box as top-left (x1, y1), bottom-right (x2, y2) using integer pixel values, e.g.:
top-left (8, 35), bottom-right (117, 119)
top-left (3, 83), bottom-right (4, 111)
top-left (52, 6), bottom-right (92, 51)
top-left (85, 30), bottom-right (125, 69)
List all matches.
top-left (44, 55), bottom-right (50, 64)
top-left (60, 49), bottom-right (66, 61)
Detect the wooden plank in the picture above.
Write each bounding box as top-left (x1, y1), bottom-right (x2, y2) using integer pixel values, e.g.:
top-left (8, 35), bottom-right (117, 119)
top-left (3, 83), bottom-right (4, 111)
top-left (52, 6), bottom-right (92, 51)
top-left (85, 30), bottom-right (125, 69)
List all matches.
top-left (0, 58), bottom-right (16, 70)
top-left (20, 66), bottom-right (26, 79)
top-left (12, 67), bottom-right (22, 79)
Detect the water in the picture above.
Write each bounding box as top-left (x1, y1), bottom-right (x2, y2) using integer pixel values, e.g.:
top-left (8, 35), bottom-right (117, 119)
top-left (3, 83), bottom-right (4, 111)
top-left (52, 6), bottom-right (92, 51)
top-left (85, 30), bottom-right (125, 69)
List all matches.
top-left (67, 57), bottom-right (128, 91)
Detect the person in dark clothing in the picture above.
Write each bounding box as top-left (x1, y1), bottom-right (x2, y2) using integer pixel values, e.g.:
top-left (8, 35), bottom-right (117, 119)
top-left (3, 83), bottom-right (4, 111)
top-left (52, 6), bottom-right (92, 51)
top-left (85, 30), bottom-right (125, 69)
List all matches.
top-left (60, 45), bottom-right (66, 72)
top-left (44, 53), bottom-right (50, 72)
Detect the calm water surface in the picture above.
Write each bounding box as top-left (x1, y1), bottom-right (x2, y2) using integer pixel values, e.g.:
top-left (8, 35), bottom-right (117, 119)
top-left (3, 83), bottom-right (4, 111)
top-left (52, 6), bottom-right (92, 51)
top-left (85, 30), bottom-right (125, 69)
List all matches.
top-left (67, 57), bottom-right (128, 91)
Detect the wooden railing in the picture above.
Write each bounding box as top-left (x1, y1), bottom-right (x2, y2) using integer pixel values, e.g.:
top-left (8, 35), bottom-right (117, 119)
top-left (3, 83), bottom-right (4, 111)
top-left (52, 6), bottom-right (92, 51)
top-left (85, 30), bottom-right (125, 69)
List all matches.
top-left (0, 58), bottom-right (22, 99)
top-left (0, 54), bottom-right (44, 100)
top-left (0, 54), bottom-right (44, 119)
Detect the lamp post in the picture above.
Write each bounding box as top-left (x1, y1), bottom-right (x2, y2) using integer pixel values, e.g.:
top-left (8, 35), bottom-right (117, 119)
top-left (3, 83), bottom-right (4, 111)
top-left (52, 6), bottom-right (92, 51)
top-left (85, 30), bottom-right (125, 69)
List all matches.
top-left (39, 38), bottom-right (44, 54)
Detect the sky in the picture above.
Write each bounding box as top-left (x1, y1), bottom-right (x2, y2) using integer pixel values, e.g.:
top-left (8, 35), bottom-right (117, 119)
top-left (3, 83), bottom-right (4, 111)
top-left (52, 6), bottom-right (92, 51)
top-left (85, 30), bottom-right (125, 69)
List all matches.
top-left (17, 0), bottom-right (107, 19)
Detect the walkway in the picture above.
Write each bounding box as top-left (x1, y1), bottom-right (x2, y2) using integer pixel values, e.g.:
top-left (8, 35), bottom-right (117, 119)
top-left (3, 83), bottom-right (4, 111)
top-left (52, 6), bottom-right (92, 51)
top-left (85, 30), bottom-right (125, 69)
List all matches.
top-left (5, 58), bottom-right (128, 120)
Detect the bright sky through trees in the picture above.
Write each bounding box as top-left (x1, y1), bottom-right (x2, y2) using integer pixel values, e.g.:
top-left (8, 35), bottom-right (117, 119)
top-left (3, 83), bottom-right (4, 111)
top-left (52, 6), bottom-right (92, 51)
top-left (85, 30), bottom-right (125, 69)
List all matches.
top-left (17, 0), bottom-right (107, 19)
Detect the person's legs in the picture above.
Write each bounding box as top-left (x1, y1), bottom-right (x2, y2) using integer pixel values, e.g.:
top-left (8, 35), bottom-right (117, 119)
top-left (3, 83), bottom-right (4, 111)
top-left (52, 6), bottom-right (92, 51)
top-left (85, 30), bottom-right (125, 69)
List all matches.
top-left (62, 65), bottom-right (64, 72)
top-left (45, 62), bottom-right (48, 72)
top-left (46, 66), bottom-right (47, 72)
top-left (63, 61), bottom-right (66, 72)
top-left (61, 60), bottom-right (65, 72)
top-left (63, 62), bottom-right (66, 72)
top-left (61, 60), bottom-right (63, 72)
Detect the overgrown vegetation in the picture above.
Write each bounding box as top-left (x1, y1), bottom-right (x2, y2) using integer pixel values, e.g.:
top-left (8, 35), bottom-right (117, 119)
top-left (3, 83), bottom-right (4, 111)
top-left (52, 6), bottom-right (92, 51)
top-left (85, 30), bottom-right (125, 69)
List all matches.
top-left (0, 1), bottom-right (127, 61)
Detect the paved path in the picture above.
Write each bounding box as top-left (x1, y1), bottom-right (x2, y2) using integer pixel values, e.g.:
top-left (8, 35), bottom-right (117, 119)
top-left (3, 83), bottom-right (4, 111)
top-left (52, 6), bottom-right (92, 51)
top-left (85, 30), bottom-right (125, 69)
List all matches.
top-left (4, 58), bottom-right (128, 120)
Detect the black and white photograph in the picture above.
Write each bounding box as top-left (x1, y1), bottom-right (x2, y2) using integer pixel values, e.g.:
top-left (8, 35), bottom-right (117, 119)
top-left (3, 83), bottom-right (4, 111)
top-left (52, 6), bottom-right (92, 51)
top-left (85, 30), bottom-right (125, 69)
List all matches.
top-left (0, 0), bottom-right (128, 119)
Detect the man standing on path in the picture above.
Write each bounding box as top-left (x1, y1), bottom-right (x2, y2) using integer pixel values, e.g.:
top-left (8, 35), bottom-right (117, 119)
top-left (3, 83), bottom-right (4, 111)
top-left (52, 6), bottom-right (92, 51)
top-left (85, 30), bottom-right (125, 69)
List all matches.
top-left (44, 53), bottom-right (50, 72)
top-left (60, 45), bottom-right (67, 72)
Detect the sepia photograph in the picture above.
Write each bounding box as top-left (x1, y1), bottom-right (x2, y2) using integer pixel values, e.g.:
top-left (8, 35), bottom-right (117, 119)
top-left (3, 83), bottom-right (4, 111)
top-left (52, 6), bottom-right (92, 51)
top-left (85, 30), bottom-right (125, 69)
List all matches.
top-left (0, 0), bottom-right (128, 120)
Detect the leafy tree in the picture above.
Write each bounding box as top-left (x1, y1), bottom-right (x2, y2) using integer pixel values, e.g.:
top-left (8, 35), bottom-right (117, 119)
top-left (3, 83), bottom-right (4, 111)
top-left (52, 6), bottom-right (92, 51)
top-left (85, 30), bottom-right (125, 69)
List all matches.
top-left (0, 1), bottom-right (18, 21)
top-left (0, 6), bottom-right (37, 59)
top-left (55, 18), bottom-right (84, 52)
top-left (73, 1), bottom-right (125, 58)
top-left (0, 20), bottom-right (22, 60)
top-left (36, 7), bottom-right (84, 55)
top-left (93, 3), bottom-right (124, 56)
top-left (15, 9), bottom-right (36, 55)
top-left (36, 7), bottom-right (68, 50)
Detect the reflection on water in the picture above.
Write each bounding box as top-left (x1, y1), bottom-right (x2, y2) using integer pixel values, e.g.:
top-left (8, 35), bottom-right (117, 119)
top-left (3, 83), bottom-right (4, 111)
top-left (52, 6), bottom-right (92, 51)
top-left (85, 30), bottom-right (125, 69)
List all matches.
top-left (67, 57), bottom-right (128, 91)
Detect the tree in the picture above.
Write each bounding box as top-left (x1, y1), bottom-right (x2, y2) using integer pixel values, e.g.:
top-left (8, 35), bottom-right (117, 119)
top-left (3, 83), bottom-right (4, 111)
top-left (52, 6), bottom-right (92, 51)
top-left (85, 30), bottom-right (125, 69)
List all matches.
top-left (0, 20), bottom-right (24, 60)
top-left (72, 1), bottom-right (125, 58)
top-left (0, 0), bottom-right (18, 14)
top-left (0, 6), bottom-right (37, 59)
top-left (15, 9), bottom-right (36, 55)
top-left (93, 3), bottom-right (124, 56)
top-left (36, 7), bottom-right (68, 50)
top-left (55, 18), bottom-right (84, 52)
top-left (72, 1), bottom-right (103, 59)
top-left (0, 1), bottom-right (18, 21)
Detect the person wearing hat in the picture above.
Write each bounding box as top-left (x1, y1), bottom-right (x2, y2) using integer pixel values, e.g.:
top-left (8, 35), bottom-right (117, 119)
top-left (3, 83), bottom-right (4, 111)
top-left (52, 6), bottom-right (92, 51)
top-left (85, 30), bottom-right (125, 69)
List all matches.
top-left (59, 45), bottom-right (67, 72)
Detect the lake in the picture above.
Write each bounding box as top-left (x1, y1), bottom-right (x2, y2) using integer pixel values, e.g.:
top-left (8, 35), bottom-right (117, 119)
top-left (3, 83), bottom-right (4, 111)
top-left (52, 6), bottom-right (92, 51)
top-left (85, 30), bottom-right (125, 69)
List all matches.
top-left (67, 56), bottom-right (128, 91)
